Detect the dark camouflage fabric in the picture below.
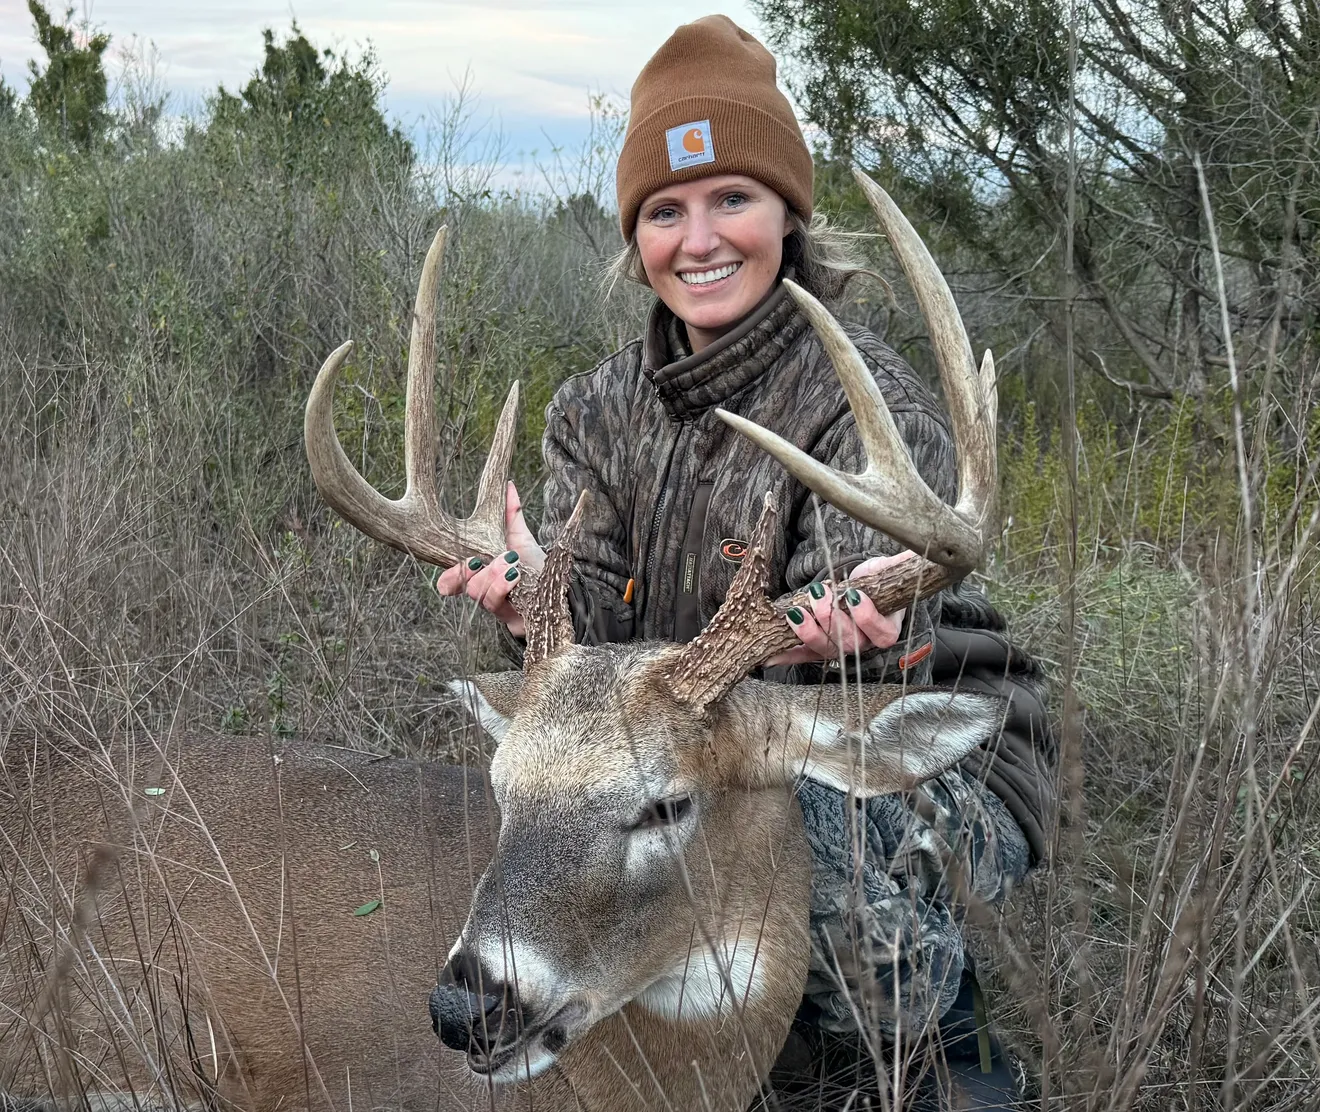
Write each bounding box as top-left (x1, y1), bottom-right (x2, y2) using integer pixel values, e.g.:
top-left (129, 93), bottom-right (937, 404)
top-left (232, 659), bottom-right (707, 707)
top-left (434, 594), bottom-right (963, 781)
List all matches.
top-left (534, 280), bottom-right (954, 683)
top-left (522, 283), bottom-right (1053, 1038)
top-left (797, 755), bottom-right (1031, 1036)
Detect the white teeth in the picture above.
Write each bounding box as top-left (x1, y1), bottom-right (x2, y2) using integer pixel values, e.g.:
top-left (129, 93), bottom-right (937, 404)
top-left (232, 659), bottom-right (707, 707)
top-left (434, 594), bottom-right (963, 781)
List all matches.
top-left (679, 263), bottom-right (740, 286)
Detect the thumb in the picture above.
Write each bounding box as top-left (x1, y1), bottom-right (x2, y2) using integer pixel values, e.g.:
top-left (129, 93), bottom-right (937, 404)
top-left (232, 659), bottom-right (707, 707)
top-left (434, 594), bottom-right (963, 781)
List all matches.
top-left (505, 480), bottom-right (522, 526)
top-left (505, 481), bottom-right (538, 549)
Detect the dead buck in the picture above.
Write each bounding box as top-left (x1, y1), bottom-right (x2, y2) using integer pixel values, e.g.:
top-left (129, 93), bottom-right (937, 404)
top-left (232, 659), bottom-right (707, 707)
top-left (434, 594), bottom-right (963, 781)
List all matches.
top-left (1, 171), bottom-right (1001, 1112)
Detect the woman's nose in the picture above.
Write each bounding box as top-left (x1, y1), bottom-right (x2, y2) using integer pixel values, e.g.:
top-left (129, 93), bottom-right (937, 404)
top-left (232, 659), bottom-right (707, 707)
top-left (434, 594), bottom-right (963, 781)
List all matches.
top-left (681, 212), bottom-right (719, 259)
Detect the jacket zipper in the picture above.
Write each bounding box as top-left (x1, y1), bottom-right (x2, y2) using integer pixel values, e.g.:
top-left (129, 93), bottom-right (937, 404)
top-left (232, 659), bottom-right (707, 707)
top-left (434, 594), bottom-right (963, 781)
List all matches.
top-left (645, 494), bottom-right (667, 586)
top-left (640, 422), bottom-right (684, 623)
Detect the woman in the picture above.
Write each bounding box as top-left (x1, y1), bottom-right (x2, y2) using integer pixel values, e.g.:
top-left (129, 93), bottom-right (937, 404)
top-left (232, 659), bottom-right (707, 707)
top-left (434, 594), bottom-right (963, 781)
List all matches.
top-left (438, 15), bottom-right (1051, 1105)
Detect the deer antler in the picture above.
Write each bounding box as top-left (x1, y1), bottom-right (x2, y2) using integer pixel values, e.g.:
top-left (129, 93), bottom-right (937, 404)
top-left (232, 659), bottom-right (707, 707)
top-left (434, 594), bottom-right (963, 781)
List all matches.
top-left (668, 171), bottom-right (998, 709)
top-left (304, 225), bottom-right (579, 667)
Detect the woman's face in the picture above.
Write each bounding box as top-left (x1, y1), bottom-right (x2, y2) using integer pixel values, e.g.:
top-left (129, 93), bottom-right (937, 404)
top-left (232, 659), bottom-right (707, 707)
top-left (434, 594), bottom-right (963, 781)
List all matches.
top-left (635, 175), bottom-right (792, 353)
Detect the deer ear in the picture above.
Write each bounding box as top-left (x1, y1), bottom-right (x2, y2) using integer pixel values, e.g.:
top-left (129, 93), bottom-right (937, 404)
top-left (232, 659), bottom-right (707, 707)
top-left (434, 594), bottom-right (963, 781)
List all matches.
top-left (792, 690), bottom-right (1005, 796)
top-left (449, 672), bottom-right (523, 741)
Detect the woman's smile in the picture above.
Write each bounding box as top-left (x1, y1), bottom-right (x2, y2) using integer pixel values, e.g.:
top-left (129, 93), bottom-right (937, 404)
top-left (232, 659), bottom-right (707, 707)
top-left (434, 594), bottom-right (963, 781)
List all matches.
top-left (678, 261), bottom-right (742, 289)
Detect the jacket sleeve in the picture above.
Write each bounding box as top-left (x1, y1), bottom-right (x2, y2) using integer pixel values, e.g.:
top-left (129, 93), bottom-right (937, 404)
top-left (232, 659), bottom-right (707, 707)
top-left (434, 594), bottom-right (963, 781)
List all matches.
top-left (497, 368), bottom-right (637, 665)
top-left (778, 338), bottom-right (959, 685)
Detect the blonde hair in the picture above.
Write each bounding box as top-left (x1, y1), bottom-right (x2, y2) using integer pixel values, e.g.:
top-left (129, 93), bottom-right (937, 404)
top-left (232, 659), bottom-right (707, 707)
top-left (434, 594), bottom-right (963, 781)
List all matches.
top-left (604, 209), bottom-right (879, 305)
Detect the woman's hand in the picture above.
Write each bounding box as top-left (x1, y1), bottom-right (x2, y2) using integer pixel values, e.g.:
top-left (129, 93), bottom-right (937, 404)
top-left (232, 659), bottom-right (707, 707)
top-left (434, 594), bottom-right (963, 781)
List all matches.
top-left (434, 481), bottom-right (546, 638)
top-left (768, 551), bottom-right (915, 666)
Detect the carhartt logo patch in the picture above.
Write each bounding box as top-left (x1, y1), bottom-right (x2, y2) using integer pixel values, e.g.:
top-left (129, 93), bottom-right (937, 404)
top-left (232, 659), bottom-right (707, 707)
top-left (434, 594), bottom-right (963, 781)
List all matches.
top-left (666, 120), bottom-right (715, 171)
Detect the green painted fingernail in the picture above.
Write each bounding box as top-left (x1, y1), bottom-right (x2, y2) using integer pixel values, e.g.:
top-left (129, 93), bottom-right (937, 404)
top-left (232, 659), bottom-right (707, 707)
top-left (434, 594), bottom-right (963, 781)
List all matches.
top-left (787, 607), bottom-right (804, 624)
top-left (808, 582), bottom-right (826, 600)
top-left (467, 556), bottom-right (484, 571)
top-left (504, 550), bottom-right (519, 564)
top-left (505, 567), bottom-right (519, 582)
top-left (846, 588), bottom-right (861, 607)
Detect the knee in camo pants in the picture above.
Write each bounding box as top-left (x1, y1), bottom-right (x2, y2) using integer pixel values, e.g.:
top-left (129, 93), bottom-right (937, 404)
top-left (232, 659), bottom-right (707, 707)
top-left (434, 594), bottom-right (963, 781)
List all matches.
top-left (795, 768), bottom-right (1031, 1037)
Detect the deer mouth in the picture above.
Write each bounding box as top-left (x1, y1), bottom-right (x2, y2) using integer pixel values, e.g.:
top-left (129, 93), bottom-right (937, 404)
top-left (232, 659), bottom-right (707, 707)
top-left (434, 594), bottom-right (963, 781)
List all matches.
top-left (467, 1000), bottom-right (589, 1082)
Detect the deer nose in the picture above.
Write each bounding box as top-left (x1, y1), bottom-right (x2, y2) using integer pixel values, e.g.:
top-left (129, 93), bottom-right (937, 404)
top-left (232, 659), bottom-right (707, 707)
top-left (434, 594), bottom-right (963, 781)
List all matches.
top-left (430, 950), bottom-right (518, 1054)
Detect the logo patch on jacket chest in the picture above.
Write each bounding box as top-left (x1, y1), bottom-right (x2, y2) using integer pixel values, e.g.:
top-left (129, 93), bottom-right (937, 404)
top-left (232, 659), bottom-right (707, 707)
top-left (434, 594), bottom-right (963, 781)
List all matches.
top-left (719, 539), bottom-right (748, 563)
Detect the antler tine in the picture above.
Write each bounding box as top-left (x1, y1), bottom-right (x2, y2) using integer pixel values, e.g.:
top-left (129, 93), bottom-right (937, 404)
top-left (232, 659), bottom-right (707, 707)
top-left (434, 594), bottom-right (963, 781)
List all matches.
top-left (851, 168), bottom-right (997, 538)
top-left (304, 225), bottom-right (512, 570)
top-left (401, 226), bottom-right (446, 509)
top-left (472, 382), bottom-right (522, 528)
top-left (523, 490), bottom-right (589, 670)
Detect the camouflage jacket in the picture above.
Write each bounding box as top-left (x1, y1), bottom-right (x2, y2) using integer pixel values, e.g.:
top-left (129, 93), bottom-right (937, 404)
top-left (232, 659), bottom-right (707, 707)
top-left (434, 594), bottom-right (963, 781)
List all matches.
top-left (534, 281), bottom-right (956, 685)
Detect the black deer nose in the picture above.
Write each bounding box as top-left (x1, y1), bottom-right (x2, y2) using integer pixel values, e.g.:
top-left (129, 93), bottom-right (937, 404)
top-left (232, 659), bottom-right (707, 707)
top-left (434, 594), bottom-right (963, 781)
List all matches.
top-left (430, 949), bottom-right (516, 1054)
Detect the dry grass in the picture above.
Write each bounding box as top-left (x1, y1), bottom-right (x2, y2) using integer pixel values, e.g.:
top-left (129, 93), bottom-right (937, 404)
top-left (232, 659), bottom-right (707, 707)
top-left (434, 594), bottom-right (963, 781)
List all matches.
top-left (978, 543), bottom-right (1320, 1109)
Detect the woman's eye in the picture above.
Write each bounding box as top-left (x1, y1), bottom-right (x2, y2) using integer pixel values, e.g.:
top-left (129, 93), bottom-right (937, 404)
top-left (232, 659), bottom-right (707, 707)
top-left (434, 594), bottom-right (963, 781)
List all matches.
top-left (634, 795), bottom-right (694, 830)
top-left (647, 206), bottom-right (679, 223)
top-left (721, 193), bottom-right (748, 209)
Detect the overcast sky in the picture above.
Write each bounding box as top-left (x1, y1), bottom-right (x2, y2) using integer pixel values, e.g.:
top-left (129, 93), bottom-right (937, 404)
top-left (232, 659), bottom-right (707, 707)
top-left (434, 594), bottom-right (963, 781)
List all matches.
top-left (0, 1), bottom-right (781, 168)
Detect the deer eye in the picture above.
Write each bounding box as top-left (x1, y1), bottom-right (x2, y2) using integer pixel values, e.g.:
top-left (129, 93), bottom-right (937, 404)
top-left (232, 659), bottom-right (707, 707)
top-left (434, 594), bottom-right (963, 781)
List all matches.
top-left (632, 794), bottom-right (694, 831)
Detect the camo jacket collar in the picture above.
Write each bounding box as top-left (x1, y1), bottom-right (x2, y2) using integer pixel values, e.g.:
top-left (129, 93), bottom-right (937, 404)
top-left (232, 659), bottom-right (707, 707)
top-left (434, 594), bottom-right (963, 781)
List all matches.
top-left (641, 279), bottom-right (811, 420)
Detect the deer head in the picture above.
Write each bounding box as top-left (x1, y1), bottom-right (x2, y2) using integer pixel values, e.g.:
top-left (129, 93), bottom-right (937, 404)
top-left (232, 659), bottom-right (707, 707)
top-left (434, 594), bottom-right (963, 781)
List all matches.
top-left (304, 169), bottom-right (1002, 1090)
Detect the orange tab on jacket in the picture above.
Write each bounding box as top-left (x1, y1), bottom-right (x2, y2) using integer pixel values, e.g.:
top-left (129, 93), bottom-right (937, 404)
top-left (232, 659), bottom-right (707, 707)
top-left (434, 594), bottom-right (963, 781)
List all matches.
top-left (898, 640), bottom-right (933, 672)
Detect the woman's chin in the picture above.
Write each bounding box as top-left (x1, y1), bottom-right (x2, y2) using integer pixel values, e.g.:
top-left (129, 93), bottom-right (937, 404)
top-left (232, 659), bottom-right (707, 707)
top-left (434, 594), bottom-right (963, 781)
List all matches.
top-left (674, 296), bottom-right (756, 338)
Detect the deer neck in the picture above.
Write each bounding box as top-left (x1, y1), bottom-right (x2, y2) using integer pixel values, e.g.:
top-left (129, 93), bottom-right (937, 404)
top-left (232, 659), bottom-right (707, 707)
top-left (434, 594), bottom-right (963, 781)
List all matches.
top-left (545, 788), bottom-right (812, 1111)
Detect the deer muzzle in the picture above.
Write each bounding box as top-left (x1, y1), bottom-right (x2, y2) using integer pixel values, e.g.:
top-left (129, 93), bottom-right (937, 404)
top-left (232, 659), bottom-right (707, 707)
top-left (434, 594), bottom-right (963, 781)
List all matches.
top-left (431, 948), bottom-right (593, 1080)
top-left (430, 950), bottom-right (517, 1057)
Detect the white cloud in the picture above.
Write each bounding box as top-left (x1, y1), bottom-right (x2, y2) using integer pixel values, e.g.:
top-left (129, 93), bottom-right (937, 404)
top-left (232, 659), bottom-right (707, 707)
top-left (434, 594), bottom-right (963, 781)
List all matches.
top-left (1, 1), bottom-right (785, 141)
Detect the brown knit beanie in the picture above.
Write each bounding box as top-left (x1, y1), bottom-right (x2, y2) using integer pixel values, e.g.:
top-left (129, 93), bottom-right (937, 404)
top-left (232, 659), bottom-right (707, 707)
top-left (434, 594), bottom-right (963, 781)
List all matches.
top-left (616, 15), bottom-right (813, 240)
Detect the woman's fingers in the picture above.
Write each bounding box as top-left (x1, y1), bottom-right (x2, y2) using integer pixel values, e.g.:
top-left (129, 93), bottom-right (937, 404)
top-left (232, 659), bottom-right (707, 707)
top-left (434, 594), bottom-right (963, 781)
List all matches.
top-left (435, 556), bottom-right (486, 597)
top-left (839, 587), bottom-right (903, 650)
top-left (781, 587), bottom-right (867, 659)
top-left (846, 552), bottom-right (911, 650)
top-left (473, 551), bottom-right (520, 608)
top-left (767, 570), bottom-right (906, 665)
top-left (433, 538), bottom-right (529, 638)
top-left (471, 551), bottom-right (526, 636)
top-left (767, 604), bottom-right (830, 665)
top-left (788, 598), bottom-right (835, 656)
top-left (804, 581), bottom-right (869, 654)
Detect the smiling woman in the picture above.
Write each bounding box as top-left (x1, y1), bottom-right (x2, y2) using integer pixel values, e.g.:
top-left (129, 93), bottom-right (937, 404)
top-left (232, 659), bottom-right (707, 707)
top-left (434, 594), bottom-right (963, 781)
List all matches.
top-left (433, 14), bottom-right (1053, 1109)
